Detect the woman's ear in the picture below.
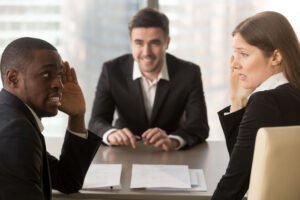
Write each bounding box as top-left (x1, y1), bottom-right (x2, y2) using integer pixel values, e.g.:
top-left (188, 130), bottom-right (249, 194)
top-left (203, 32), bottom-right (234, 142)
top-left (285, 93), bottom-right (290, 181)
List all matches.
top-left (271, 49), bottom-right (283, 66)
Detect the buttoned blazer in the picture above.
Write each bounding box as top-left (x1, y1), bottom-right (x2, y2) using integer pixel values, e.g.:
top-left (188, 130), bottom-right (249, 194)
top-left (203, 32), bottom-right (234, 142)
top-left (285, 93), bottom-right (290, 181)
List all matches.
top-left (212, 83), bottom-right (300, 200)
top-left (89, 53), bottom-right (209, 147)
top-left (0, 89), bottom-right (101, 200)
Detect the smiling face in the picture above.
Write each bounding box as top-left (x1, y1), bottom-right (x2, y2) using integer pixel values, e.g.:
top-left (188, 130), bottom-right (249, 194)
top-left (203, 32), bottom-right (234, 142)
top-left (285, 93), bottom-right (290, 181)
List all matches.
top-left (130, 27), bottom-right (170, 80)
top-left (16, 49), bottom-right (64, 118)
top-left (232, 33), bottom-right (281, 90)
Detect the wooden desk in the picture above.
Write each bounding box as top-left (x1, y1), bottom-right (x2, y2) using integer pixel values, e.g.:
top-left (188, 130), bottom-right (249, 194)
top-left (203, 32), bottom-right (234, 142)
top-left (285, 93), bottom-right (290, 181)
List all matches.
top-left (49, 140), bottom-right (229, 200)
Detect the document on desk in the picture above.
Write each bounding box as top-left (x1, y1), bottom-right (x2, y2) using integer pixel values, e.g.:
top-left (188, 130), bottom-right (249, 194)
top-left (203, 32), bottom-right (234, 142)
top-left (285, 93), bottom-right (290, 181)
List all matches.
top-left (145, 169), bottom-right (207, 192)
top-left (130, 164), bottom-right (191, 189)
top-left (82, 164), bottom-right (122, 190)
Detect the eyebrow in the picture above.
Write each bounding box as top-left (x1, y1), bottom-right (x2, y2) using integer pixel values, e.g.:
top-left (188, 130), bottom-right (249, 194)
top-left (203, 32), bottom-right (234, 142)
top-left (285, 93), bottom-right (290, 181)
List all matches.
top-left (134, 38), bottom-right (162, 43)
top-left (233, 47), bottom-right (248, 51)
top-left (40, 64), bottom-right (63, 72)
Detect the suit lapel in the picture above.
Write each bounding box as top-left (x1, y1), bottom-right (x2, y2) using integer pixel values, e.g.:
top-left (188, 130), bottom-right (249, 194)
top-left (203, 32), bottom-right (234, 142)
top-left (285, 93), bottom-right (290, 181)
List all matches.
top-left (150, 80), bottom-right (170, 125)
top-left (125, 60), bottom-right (149, 125)
top-left (150, 55), bottom-right (173, 125)
top-left (39, 133), bottom-right (52, 200)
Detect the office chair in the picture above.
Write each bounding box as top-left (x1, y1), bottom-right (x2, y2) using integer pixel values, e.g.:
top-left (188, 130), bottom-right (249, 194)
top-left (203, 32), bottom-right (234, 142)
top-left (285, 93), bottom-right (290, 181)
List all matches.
top-left (248, 126), bottom-right (300, 200)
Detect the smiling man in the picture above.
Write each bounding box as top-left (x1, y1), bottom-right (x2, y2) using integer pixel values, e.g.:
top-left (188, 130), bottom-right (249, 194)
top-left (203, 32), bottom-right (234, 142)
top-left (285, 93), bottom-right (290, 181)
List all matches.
top-left (0, 37), bottom-right (101, 200)
top-left (89, 8), bottom-right (209, 151)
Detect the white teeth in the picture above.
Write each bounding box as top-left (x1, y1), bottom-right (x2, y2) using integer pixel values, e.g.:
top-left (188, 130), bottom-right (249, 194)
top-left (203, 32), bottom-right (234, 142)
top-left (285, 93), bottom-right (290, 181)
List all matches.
top-left (49, 97), bottom-right (61, 106)
top-left (49, 97), bottom-right (60, 102)
top-left (142, 56), bottom-right (154, 61)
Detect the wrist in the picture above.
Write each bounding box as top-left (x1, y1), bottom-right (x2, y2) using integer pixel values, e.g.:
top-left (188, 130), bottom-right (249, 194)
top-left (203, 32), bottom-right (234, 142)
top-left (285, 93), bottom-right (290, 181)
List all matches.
top-left (170, 139), bottom-right (179, 150)
top-left (230, 98), bottom-right (247, 112)
top-left (107, 130), bottom-right (117, 143)
top-left (68, 114), bottom-right (86, 133)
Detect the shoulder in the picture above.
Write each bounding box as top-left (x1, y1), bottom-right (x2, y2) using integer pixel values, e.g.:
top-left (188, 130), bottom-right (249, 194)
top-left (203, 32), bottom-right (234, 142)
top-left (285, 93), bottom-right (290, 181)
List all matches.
top-left (244, 84), bottom-right (296, 122)
top-left (101, 54), bottom-right (134, 78)
top-left (249, 83), bottom-right (298, 104)
top-left (0, 110), bottom-right (39, 140)
top-left (166, 53), bottom-right (200, 70)
top-left (0, 99), bottom-right (38, 137)
top-left (247, 87), bottom-right (281, 110)
top-left (166, 53), bottom-right (201, 80)
top-left (238, 83), bottom-right (300, 132)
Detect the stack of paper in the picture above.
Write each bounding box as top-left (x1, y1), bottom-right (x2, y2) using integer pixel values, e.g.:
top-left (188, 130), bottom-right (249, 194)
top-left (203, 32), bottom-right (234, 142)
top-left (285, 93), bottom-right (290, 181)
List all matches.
top-left (82, 164), bottom-right (122, 190)
top-left (130, 164), bottom-right (207, 191)
top-left (82, 164), bottom-right (207, 192)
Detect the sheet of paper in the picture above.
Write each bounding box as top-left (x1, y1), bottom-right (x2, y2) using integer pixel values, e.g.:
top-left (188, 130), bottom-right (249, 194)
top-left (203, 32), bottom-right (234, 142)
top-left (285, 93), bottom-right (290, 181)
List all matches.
top-left (130, 164), bottom-right (191, 189)
top-left (82, 164), bottom-right (122, 190)
top-left (146, 169), bottom-right (207, 191)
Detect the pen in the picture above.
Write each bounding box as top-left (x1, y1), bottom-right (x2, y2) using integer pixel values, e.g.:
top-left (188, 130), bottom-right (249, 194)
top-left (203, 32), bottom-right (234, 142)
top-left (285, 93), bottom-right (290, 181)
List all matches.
top-left (135, 135), bottom-right (148, 141)
top-left (135, 135), bottom-right (142, 141)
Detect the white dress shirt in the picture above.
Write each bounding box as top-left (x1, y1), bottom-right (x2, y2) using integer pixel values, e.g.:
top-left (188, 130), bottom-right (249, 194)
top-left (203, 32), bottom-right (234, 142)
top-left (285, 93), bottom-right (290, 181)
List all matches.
top-left (25, 105), bottom-right (87, 139)
top-left (250, 72), bottom-right (288, 96)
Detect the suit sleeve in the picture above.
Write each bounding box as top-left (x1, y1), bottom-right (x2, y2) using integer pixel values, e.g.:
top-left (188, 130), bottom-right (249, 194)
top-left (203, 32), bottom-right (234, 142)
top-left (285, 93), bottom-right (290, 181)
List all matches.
top-left (218, 106), bottom-right (245, 154)
top-left (171, 66), bottom-right (209, 147)
top-left (88, 64), bottom-right (116, 138)
top-left (48, 131), bottom-right (101, 193)
top-left (0, 119), bottom-right (44, 200)
top-left (212, 93), bottom-right (281, 200)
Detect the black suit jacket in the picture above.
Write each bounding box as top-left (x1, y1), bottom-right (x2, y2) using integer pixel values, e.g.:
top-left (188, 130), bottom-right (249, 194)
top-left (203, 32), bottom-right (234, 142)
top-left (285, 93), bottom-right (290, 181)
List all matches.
top-left (212, 83), bottom-right (300, 200)
top-left (0, 89), bottom-right (101, 200)
top-left (89, 53), bottom-right (209, 147)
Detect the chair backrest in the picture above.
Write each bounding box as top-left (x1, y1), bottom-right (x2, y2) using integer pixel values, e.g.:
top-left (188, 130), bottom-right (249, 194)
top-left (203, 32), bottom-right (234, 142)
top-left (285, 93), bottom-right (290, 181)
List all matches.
top-left (248, 126), bottom-right (300, 200)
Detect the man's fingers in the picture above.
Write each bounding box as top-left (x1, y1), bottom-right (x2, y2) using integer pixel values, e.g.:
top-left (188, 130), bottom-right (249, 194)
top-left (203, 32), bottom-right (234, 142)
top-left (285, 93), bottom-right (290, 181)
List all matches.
top-left (123, 128), bottom-right (137, 149)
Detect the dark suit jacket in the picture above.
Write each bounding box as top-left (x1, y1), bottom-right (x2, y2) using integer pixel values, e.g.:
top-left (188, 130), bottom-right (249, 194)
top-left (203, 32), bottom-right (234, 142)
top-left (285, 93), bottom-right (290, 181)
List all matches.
top-left (89, 53), bottom-right (209, 147)
top-left (0, 89), bottom-right (101, 200)
top-left (212, 83), bottom-right (300, 200)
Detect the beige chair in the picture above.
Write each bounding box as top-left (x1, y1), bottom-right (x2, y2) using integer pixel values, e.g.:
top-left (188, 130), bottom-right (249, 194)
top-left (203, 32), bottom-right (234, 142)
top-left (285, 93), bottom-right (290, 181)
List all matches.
top-left (248, 126), bottom-right (300, 200)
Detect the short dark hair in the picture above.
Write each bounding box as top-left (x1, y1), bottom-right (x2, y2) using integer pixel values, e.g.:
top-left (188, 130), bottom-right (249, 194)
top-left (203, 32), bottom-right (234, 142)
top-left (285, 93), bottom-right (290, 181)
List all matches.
top-left (128, 8), bottom-right (169, 36)
top-left (232, 11), bottom-right (300, 90)
top-left (0, 37), bottom-right (57, 83)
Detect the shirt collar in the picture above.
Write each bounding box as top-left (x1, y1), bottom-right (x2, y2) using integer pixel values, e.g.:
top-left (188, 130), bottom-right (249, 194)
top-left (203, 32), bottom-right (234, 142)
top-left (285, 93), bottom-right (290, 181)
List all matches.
top-left (133, 55), bottom-right (170, 81)
top-left (25, 104), bottom-right (44, 132)
top-left (251, 72), bottom-right (288, 96)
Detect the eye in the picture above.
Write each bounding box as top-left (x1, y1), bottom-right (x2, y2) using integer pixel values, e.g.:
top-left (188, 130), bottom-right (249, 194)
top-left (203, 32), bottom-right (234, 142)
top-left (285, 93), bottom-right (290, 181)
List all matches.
top-left (151, 40), bottom-right (162, 46)
top-left (42, 72), bottom-right (50, 78)
top-left (240, 52), bottom-right (249, 57)
top-left (134, 40), bottom-right (143, 46)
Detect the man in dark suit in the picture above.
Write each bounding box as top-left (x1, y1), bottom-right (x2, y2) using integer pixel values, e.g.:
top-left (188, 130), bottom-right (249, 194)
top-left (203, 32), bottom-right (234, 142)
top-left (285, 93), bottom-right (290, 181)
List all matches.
top-left (89, 8), bottom-right (209, 151)
top-left (0, 37), bottom-right (101, 200)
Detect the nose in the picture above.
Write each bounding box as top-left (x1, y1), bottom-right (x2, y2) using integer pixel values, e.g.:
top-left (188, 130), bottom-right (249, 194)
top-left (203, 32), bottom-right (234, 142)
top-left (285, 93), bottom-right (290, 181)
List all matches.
top-left (231, 55), bottom-right (241, 70)
top-left (52, 76), bottom-right (63, 90)
top-left (142, 44), bottom-right (152, 55)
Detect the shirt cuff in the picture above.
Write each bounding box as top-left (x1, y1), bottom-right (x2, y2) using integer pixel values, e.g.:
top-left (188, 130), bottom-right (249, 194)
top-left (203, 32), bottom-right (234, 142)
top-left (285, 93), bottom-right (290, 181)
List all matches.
top-left (224, 111), bottom-right (231, 116)
top-left (168, 135), bottom-right (186, 150)
top-left (68, 129), bottom-right (88, 139)
top-left (102, 128), bottom-right (117, 145)
top-left (224, 106), bottom-right (244, 115)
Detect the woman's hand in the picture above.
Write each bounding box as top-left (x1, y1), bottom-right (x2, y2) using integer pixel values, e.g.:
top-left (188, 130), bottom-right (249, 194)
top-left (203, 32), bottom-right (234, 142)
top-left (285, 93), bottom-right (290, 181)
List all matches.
top-left (229, 55), bottom-right (253, 112)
